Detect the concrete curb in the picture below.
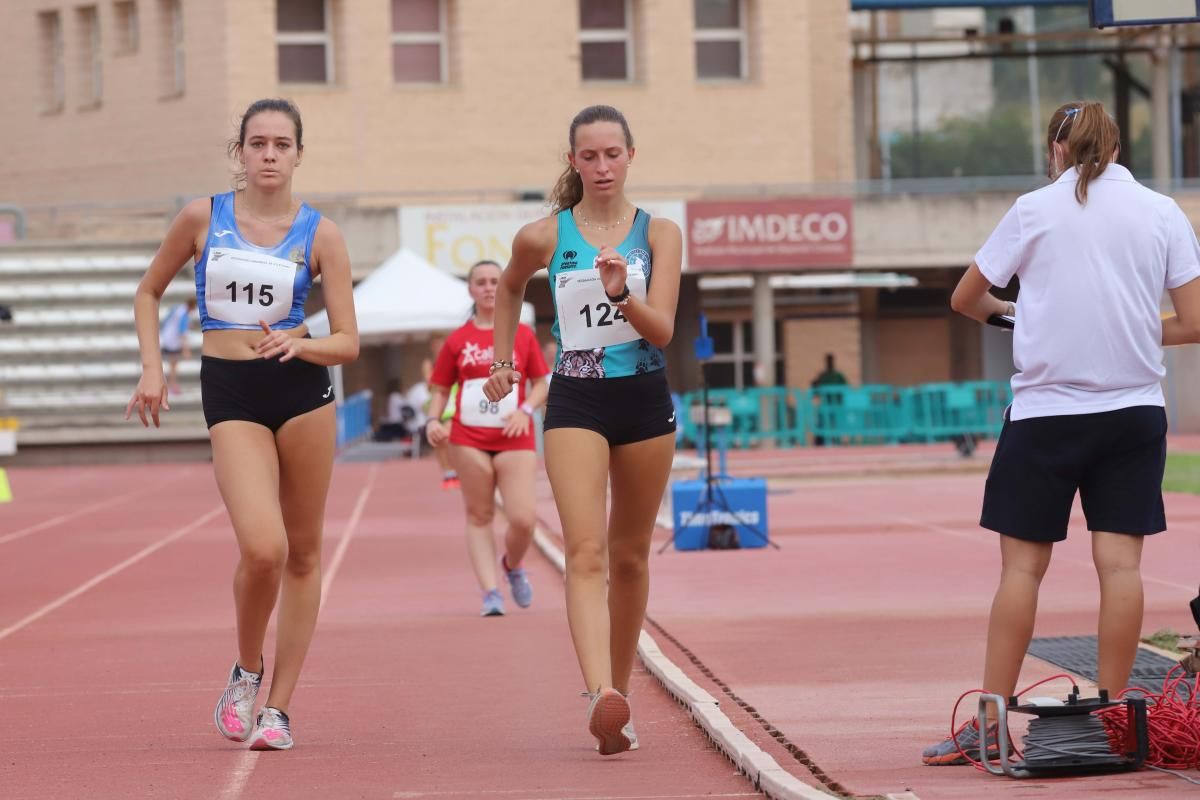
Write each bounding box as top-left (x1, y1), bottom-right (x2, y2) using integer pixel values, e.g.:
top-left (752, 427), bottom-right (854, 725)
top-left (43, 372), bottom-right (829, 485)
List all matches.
top-left (531, 525), bottom-right (840, 800)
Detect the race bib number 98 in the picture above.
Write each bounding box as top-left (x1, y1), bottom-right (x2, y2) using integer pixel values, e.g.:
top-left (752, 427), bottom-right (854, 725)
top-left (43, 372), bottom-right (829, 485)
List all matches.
top-left (205, 248), bottom-right (297, 326)
top-left (555, 270), bottom-right (647, 352)
top-left (459, 377), bottom-right (517, 428)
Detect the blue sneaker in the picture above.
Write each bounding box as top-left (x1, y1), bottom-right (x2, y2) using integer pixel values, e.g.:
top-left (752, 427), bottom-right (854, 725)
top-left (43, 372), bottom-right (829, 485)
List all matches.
top-left (481, 589), bottom-right (505, 617)
top-left (503, 558), bottom-right (533, 608)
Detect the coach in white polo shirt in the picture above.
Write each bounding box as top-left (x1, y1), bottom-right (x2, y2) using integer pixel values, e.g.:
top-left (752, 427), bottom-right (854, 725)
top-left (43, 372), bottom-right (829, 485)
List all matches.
top-left (922, 101), bottom-right (1200, 767)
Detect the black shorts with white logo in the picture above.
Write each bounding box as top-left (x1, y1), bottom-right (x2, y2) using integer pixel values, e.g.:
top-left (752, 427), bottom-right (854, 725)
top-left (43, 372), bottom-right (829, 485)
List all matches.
top-left (201, 354), bottom-right (334, 433)
top-left (543, 369), bottom-right (675, 447)
top-left (980, 405), bottom-right (1168, 543)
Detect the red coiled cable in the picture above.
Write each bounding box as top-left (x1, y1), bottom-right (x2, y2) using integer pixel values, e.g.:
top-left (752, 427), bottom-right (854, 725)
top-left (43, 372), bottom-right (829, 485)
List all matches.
top-left (1098, 665), bottom-right (1200, 771)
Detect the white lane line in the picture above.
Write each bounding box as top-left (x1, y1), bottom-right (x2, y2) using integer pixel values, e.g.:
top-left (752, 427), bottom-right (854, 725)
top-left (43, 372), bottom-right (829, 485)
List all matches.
top-left (529, 524), bottom-right (839, 800)
top-left (0, 504), bottom-right (224, 643)
top-left (0, 469), bottom-right (195, 545)
top-left (394, 793), bottom-right (762, 799)
top-left (220, 464), bottom-right (378, 800)
top-left (217, 752), bottom-right (260, 799)
top-left (901, 516), bottom-right (1199, 594)
top-left (320, 464), bottom-right (378, 607)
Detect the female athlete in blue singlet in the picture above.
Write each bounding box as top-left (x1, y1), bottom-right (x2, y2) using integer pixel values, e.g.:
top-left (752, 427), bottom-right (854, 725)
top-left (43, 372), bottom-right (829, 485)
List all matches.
top-left (126, 98), bottom-right (359, 751)
top-left (484, 105), bottom-right (683, 756)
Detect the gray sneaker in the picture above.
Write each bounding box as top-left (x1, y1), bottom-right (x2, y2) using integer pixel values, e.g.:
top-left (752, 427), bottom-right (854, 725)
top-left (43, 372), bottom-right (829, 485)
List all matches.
top-left (503, 560), bottom-right (533, 608)
top-left (922, 718), bottom-right (1008, 766)
top-left (480, 589), bottom-right (505, 617)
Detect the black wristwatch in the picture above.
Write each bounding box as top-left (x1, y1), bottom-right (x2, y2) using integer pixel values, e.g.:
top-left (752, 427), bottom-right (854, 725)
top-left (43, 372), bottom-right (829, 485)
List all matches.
top-left (605, 284), bottom-right (631, 305)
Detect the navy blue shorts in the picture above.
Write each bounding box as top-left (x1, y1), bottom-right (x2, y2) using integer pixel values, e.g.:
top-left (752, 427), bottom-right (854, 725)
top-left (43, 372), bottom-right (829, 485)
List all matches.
top-left (543, 370), bottom-right (675, 447)
top-left (980, 405), bottom-right (1168, 543)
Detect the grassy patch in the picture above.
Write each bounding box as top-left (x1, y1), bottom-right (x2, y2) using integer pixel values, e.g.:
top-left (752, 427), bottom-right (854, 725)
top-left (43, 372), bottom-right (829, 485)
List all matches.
top-left (1142, 628), bottom-right (1184, 654)
top-left (1162, 452), bottom-right (1200, 495)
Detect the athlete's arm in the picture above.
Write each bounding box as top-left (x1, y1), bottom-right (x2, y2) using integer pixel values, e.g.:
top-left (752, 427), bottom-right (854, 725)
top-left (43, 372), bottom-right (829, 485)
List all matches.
top-left (524, 375), bottom-right (549, 411)
top-left (950, 262), bottom-right (1012, 324)
top-left (126, 198), bottom-right (208, 427)
top-left (485, 218), bottom-right (554, 401)
top-left (1164, 276), bottom-right (1200, 346)
top-left (424, 384), bottom-right (452, 446)
top-left (259, 218), bottom-right (360, 365)
top-left (615, 217), bottom-right (681, 348)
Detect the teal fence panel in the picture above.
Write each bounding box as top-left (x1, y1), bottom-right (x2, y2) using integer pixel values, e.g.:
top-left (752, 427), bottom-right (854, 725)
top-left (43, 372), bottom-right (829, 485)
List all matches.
top-left (810, 384), bottom-right (909, 445)
top-left (675, 380), bottom-right (1011, 449)
top-left (908, 381), bottom-right (1011, 442)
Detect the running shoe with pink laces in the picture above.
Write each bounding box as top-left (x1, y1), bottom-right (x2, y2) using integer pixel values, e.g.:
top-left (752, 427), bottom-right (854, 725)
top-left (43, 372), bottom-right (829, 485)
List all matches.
top-left (248, 706), bottom-right (294, 751)
top-left (214, 661), bottom-right (262, 742)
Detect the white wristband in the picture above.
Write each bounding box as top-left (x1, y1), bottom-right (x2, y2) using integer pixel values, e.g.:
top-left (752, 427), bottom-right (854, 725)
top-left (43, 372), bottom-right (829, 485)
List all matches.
top-left (520, 402), bottom-right (535, 416)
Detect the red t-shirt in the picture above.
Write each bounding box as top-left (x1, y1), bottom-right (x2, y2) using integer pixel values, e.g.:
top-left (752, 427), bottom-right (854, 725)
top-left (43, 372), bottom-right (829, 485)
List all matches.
top-left (430, 321), bottom-right (549, 451)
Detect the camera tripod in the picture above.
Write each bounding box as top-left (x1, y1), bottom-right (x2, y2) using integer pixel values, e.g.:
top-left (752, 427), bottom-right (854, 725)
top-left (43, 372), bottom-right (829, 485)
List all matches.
top-left (659, 362), bottom-right (779, 553)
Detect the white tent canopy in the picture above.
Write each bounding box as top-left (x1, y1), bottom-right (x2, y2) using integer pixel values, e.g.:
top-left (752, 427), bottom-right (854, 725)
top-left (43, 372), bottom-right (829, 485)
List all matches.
top-left (306, 248), bottom-right (534, 343)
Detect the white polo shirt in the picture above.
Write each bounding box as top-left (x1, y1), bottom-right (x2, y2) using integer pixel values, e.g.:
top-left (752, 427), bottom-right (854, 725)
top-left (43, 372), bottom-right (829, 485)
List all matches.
top-left (975, 163), bottom-right (1200, 421)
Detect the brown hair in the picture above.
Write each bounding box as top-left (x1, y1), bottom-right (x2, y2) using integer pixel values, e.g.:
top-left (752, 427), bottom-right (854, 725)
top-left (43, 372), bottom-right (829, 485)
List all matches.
top-left (548, 105), bottom-right (635, 213)
top-left (466, 260), bottom-right (501, 318)
top-left (1046, 101), bottom-right (1120, 205)
top-left (227, 98), bottom-right (304, 189)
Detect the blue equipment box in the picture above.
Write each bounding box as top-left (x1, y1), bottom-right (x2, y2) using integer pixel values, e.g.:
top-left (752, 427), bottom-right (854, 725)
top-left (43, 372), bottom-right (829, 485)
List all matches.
top-left (670, 478), bottom-right (769, 550)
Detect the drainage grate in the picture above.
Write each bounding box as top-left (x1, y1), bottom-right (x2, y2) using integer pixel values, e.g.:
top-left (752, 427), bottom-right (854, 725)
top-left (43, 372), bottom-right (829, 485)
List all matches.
top-left (1028, 636), bottom-right (1180, 694)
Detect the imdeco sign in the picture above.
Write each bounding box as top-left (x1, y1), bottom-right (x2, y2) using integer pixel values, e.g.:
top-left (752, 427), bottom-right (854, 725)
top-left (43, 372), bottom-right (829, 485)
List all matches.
top-left (686, 198), bottom-right (853, 271)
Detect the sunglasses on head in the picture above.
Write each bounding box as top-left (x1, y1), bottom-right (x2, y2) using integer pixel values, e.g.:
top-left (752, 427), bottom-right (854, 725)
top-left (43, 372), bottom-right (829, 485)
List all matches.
top-left (1054, 106), bottom-right (1081, 143)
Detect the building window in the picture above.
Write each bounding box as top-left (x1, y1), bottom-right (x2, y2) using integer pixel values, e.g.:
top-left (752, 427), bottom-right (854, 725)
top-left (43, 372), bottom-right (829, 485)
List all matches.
top-left (76, 6), bottom-right (102, 107)
top-left (38, 11), bottom-right (65, 112)
top-left (694, 0), bottom-right (747, 81)
top-left (159, 0), bottom-right (184, 96)
top-left (705, 319), bottom-right (783, 389)
top-left (391, 0), bottom-right (446, 83)
top-left (580, 0), bottom-right (632, 82)
top-left (114, 1), bottom-right (138, 54)
top-left (277, 0), bottom-right (333, 84)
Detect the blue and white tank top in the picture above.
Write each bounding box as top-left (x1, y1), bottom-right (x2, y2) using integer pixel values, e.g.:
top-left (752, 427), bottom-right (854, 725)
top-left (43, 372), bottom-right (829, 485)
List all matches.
top-left (547, 208), bottom-right (665, 379)
top-left (196, 192), bottom-right (320, 331)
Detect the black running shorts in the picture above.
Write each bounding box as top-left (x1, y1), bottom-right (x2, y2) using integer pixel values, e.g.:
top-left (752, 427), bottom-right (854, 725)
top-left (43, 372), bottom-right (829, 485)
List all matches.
top-left (201, 354), bottom-right (334, 433)
top-left (980, 405), bottom-right (1168, 542)
top-left (543, 369), bottom-right (676, 447)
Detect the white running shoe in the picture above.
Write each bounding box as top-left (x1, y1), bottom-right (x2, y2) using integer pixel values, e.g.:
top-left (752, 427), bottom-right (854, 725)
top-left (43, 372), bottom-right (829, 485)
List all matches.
top-left (623, 719), bottom-right (640, 751)
top-left (586, 688), bottom-right (632, 756)
top-left (214, 661), bottom-right (262, 742)
top-left (248, 706), bottom-right (294, 751)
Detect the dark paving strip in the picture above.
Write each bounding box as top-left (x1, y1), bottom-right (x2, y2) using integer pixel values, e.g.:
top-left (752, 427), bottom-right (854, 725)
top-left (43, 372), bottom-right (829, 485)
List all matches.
top-left (644, 615), bottom-right (857, 799)
top-left (1028, 636), bottom-right (1182, 694)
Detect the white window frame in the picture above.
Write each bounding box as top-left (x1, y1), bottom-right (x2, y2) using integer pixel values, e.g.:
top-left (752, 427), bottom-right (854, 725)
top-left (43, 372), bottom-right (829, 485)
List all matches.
top-left (39, 11), bottom-right (65, 112)
top-left (277, 0), bottom-right (335, 85)
top-left (390, 0), bottom-right (447, 84)
top-left (694, 0), bottom-right (748, 81)
top-left (114, 1), bottom-right (139, 54)
top-left (579, 0), bottom-right (633, 83)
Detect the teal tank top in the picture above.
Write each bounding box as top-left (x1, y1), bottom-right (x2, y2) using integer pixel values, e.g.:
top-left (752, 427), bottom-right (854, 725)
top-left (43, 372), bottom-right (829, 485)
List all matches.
top-left (547, 208), bottom-right (665, 379)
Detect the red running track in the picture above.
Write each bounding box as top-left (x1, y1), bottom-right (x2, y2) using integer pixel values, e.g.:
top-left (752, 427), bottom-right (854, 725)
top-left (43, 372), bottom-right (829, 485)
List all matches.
top-left (0, 461), bottom-right (759, 800)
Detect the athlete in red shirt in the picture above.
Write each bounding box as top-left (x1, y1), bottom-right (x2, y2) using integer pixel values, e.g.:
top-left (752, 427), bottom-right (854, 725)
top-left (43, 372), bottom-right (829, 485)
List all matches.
top-left (426, 260), bottom-right (549, 617)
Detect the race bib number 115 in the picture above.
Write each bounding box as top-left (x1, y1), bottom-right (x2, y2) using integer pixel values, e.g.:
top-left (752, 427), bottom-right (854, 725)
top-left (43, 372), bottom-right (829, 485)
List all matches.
top-left (205, 248), bottom-right (297, 326)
